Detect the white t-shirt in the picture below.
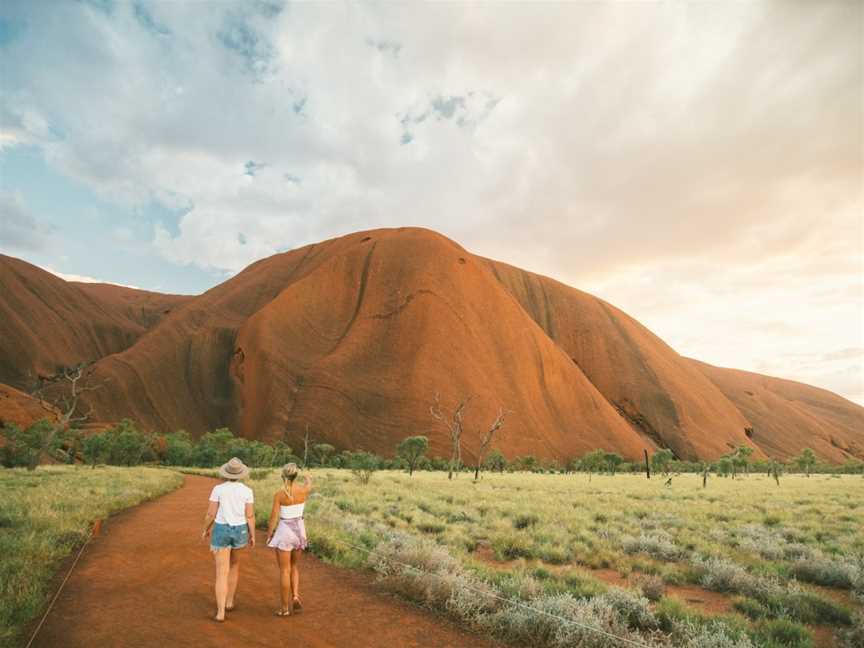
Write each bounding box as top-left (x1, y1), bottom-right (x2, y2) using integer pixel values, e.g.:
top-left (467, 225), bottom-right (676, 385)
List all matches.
top-left (209, 481), bottom-right (255, 526)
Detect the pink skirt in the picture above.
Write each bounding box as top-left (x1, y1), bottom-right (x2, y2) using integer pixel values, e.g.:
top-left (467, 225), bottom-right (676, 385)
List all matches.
top-left (268, 518), bottom-right (308, 551)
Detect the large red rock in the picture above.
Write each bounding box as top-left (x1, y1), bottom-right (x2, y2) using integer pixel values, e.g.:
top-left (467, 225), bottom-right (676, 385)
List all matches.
top-left (1, 229), bottom-right (861, 462)
top-left (688, 359), bottom-right (864, 463)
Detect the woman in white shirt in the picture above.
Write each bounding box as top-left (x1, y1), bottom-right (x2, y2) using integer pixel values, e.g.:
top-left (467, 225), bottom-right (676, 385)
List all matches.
top-left (266, 462), bottom-right (312, 616)
top-left (201, 457), bottom-right (256, 622)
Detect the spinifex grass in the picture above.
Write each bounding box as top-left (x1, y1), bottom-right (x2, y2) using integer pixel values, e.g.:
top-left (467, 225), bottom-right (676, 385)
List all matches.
top-left (0, 466), bottom-right (182, 648)
top-left (245, 469), bottom-right (862, 647)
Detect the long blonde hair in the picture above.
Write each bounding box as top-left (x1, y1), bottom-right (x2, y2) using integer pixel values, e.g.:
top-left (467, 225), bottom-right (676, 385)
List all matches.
top-left (281, 463), bottom-right (299, 502)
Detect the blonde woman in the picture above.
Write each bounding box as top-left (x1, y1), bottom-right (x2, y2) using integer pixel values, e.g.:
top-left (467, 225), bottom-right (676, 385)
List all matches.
top-left (266, 463), bottom-right (312, 616)
top-left (201, 457), bottom-right (256, 622)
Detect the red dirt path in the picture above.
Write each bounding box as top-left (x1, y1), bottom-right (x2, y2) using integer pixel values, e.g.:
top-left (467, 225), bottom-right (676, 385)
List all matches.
top-left (31, 476), bottom-right (497, 648)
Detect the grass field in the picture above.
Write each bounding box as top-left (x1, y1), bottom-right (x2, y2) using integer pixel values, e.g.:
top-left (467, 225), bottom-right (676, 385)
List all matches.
top-left (0, 466), bottom-right (182, 648)
top-left (246, 469), bottom-right (863, 648)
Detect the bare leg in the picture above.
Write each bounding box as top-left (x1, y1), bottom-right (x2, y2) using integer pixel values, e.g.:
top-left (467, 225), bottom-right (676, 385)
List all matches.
top-left (291, 549), bottom-right (302, 604)
top-left (213, 549), bottom-right (231, 620)
top-left (276, 549), bottom-right (293, 614)
top-left (226, 548), bottom-right (241, 609)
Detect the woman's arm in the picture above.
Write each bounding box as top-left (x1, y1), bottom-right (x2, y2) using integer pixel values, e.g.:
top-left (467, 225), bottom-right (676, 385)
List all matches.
top-left (201, 500), bottom-right (218, 540)
top-left (245, 502), bottom-right (256, 548)
top-left (266, 492), bottom-right (281, 542)
top-left (303, 473), bottom-right (313, 491)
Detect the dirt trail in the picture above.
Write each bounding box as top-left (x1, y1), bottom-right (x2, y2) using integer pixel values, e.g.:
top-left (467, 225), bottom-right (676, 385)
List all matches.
top-left (31, 476), bottom-right (497, 648)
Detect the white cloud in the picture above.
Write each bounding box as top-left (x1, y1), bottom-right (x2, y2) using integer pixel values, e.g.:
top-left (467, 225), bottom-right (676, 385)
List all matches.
top-left (39, 264), bottom-right (141, 290)
top-left (0, 0), bottom-right (861, 401)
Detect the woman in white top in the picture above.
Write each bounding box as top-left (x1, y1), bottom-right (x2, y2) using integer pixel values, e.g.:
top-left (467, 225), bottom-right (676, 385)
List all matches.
top-left (201, 457), bottom-right (256, 622)
top-left (266, 462), bottom-right (312, 616)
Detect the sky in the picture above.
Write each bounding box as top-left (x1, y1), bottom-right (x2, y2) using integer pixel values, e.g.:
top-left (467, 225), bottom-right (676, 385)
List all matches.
top-left (0, 0), bottom-right (861, 405)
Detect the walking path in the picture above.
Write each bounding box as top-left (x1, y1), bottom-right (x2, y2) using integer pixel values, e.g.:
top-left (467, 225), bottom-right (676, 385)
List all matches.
top-left (32, 475), bottom-right (497, 648)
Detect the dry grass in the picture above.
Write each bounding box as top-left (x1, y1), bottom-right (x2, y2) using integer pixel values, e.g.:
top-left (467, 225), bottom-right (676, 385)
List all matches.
top-left (243, 469), bottom-right (862, 647)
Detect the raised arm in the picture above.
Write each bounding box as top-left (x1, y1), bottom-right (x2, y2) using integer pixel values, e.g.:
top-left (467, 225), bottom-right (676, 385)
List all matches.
top-left (266, 491), bottom-right (281, 543)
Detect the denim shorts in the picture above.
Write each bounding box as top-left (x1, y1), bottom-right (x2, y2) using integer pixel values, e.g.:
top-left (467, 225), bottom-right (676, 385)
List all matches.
top-left (210, 523), bottom-right (249, 551)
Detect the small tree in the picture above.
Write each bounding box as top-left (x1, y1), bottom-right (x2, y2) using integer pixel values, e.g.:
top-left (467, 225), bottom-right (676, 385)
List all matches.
top-left (82, 432), bottom-right (111, 468)
top-left (163, 431), bottom-right (194, 466)
top-left (733, 446), bottom-right (755, 476)
top-left (717, 456), bottom-right (733, 477)
top-left (795, 448), bottom-right (817, 477)
top-left (483, 449), bottom-right (508, 473)
top-left (430, 392), bottom-right (471, 480)
top-left (396, 436), bottom-right (429, 476)
top-left (473, 407), bottom-right (509, 481)
top-left (311, 443), bottom-right (336, 467)
top-left (347, 451), bottom-right (379, 485)
top-left (651, 449), bottom-right (674, 476)
top-left (581, 449), bottom-right (606, 481)
top-left (1, 420), bottom-right (59, 470)
top-left (604, 452), bottom-right (624, 476)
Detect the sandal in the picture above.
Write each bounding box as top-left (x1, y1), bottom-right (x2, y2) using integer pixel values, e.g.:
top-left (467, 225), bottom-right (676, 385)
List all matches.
top-left (225, 604), bottom-right (236, 612)
top-left (274, 609), bottom-right (292, 617)
top-left (292, 597), bottom-right (303, 611)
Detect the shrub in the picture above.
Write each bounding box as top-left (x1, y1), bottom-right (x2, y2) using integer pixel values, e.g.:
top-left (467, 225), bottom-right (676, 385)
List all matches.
top-left (346, 451), bottom-right (380, 485)
top-left (751, 619), bottom-right (812, 648)
top-left (839, 613), bottom-right (864, 648)
top-left (622, 533), bottom-right (686, 561)
top-left (634, 574), bottom-right (666, 601)
top-left (789, 556), bottom-right (861, 589)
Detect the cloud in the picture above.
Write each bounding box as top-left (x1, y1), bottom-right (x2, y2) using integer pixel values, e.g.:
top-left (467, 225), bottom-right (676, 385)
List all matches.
top-left (0, 191), bottom-right (51, 251)
top-left (0, 0), bottom-right (861, 401)
top-left (39, 264), bottom-right (141, 289)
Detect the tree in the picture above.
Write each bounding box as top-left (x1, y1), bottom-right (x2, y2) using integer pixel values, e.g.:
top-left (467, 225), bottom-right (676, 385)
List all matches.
top-left (483, 449), bottom-right (508, 473)
top-left (347, 451), bottom-right (379, 485)
top-left (603, 452), bottom-right (624, 476)
top-left (194, 428), bottom-right (234, 467)
top-left (651, 449), bottom-right (674, 476)
top-left (717, 456), bottom-right (733, 477)
top-left (795, 448), bottom-right (817, 477)
top-left (30, 363), bottom-right (105, 455)
top-left (473, 407), bottom-right (509, 480)
top-left (106, 419), bottom-right (151, 466)
top-left (163, 431), bottom-right (195, 466)
top-left (430, 392), bottom-right (472, 480)
top-left (302, 424), bottom-right (311, 468)
top-left (733, 446), bottom-right (755, 476)
top-left (580, 449), bottom-right (606, 481)
top-left (82, 432), bottom-right (111, 468)
top-left (1, 420), bottom-right (60, 470)
top-left (396, 436), bottom-right (429, 476)
top-left (311, 443), bottom-right (336, 467)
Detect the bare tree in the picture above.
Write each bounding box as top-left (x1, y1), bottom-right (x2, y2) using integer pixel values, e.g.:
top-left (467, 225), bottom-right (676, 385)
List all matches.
top-left (30, 362), bottom-right (104, 458)
top-left (302, 423), bottom-right (311, 468)
top-left (473, 407), bottom-right (509, 481)
top-left (430, 392), bottom-right (472, 480)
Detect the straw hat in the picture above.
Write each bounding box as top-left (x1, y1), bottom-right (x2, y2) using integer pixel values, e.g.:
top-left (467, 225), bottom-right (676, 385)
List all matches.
top-left (219, 457), bottom-right (250, 480)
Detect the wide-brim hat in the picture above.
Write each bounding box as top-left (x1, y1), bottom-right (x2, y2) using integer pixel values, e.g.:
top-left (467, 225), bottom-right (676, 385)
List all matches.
top-left (219, 457), bottom-right (250, 480)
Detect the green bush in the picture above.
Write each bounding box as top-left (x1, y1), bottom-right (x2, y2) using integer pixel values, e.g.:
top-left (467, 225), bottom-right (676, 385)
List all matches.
top-left (1, 420), bottom-right (59, 470)
top-left (751, 619), bottom-right (812, 648)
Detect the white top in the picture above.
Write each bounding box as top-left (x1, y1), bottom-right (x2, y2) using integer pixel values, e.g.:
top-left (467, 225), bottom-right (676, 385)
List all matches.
top-left (209, 481), bottom-right (255, 526)
top-left (279, 503), bottom-right (305, 520)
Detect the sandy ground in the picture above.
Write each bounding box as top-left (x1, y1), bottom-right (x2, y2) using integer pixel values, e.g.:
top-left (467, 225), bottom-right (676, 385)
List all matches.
top-left (30, 475), bottom-right (498, 648)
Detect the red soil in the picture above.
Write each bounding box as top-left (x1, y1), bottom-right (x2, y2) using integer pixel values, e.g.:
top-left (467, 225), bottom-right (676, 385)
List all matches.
top-left (2, 228), bottom-right (861, 462)
top-left (29, 475), bottom-right (497, 648)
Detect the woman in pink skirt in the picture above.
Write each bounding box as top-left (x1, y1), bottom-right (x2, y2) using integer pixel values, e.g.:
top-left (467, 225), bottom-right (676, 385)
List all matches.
top-left (266, 463), bottom-right (312, 616)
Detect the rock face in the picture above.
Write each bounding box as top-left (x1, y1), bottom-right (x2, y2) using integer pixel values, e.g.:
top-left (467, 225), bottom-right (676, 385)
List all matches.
top-left (1, 229), bottom-right (861, 462)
